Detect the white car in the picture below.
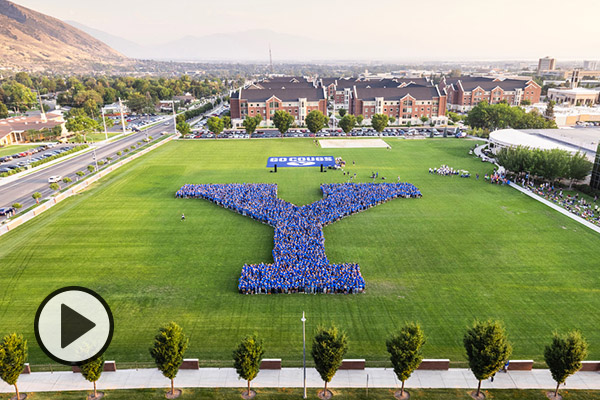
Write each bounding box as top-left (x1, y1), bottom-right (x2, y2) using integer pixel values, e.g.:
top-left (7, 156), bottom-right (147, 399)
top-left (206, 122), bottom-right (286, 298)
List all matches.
top-left (48, 175), bottom-right (62, 183)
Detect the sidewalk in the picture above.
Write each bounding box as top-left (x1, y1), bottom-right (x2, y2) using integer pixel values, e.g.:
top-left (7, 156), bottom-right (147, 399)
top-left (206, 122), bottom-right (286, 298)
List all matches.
top-left (1, 368), bottom-right (599, 393)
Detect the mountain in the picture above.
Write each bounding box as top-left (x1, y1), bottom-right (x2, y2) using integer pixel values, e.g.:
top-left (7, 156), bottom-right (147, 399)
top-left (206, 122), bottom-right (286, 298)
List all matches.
top-left (148, 29), bottom-right (344, 61)
top-left (65, 20), bottom-right (147, 59)
top-left (0, 0), bottom-right (128, 71)
top-left (63, 23), bottom-right (355, 62)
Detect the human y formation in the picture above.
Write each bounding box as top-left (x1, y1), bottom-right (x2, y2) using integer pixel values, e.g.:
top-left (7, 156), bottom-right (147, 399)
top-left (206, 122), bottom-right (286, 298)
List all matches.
top-left (176, 183), bottom-right (422, 294)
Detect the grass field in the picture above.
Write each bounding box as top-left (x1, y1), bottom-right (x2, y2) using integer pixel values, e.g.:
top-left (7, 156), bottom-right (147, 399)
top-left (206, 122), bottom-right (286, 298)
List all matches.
top-left (1, 388), bottom-right (599, 400)
top-left (1, 138), bottom-right (599, 366)
top-left (0, 145), bottom-right (33, 157)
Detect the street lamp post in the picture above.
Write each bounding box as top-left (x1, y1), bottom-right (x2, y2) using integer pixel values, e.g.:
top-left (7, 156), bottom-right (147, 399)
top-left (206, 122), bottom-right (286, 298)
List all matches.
top-left (301, 311), bottom-right (307, 399)
top-left (92, 147), bottom-right (98, 171)
top-left (101, 107), bottom-right (108, 141)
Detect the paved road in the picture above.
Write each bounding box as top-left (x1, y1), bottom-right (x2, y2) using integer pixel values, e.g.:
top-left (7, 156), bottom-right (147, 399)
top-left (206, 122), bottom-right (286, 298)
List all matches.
top-left (0, 123), bottom-right (170, 217)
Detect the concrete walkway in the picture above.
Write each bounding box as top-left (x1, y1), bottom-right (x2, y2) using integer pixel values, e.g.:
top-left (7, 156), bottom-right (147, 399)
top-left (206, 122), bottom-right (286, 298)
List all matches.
top-left (1, 368), bottom-right (599, 393)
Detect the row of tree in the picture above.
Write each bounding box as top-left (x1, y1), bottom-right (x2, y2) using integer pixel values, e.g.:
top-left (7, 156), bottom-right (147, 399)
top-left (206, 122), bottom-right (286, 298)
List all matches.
top-left (229, 111), bottom-right (397, 137)
top-left (496, 146), bottom-right (592, 185)
top-left (465, 101), bottom-right (557, 131)
top-left (0, 321), bottom-right (588, 400)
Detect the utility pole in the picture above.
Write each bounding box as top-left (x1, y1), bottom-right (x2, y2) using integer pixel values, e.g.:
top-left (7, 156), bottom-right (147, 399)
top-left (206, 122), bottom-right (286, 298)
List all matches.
top-left (101, 107), bottom-right (108, 141)
top-left (172, 101), bottom-right (177, 135)
top-left (269, 44), bottom-right (274, 76)
top-left (37, 90), bottom-right (47, 123)
top-left (119, 98), bottom-right (126, 135)
top-left (301, 311), bottom-right (307, 399)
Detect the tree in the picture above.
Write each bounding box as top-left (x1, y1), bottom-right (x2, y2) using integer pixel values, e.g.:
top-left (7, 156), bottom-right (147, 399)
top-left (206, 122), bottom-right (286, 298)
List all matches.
top-left (338, 114), bottom-right (356, 134)
top-left (0, 333), bottom-right (28, 400)
top-left (15, 72), bottom-right (33, 88)
top-left (567, 152), bottom-right (592, 188)
top-left (87, 165), bottom-right (95, 173)
top-left (149, 322), bottom-right (189, 397)
top-left (420, 116), bottom-right (429, 125)
top-left (311, 325), bottom-right (348, 397)
top-left (11, 203), bottom-right (22, 211)
top-left (49, 183), bottom-right (60, 192)
top-left (0, 101), bottom-right (8, 119)
top-left (222, 115), bottom-right (232, 129)
top-left (66, 116), bottom-right (100, 141)
top-left (386, 323), bottom-right (426, 398)
top-left (521, 99), bottom-right (532, 106)
top-left (4, 81), bottom-right (35, 112)
top-left (63, 177), bottom-right (73, 184)
top-left (545, 100), bottom-right (555, 119)
top-left (242, 115), bottom-right (262, 136)
top-left (80, 355), bottom-right (104, 399)
top-left (544, 331), bottom-right (588, 398)
top-left (176, 121), bottom-right (190, 136)
top-left (306, 110), bottom-right (328, 133)
top-left (356, 115), bottom-right (364, 126)
top-left (272, 110), bottom-right (294, 135)
top-left (371, 113), bottom-right (389, 133)
top-left (76, 171), bottom-right (85, 180)
top-left (447, 111), bottom-right (462, 124)
top-left (338, 108), bottom-right (347, 117)
top-left (233, 334), bottom-right (265, 397)
top-left (32, 192), bottom-right (42, 204)
top-left (127, 93), bottom-right (155, 114)
top-left (207, 116), bottom-right (224, 135)
top-left (463, 320), bottom-right (512, 398)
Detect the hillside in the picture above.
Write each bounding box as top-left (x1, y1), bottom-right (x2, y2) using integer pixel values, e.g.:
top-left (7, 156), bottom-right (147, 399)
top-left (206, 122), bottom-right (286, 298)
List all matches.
top-left (0, 0), bottom-right (129, 71)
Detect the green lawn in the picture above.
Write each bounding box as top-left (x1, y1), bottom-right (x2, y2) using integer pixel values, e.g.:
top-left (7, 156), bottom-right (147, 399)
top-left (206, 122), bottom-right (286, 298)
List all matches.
top-left (1, 138), bottom-right (599, 367)
top-left (0, 145), bottom-right (33, 157)
top-left (0, 388), bottom-right (598, 400)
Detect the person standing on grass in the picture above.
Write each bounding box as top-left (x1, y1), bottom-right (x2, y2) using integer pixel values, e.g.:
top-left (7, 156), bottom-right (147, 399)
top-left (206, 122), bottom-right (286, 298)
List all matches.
top-left (181, 213), bottom-right (185, 221)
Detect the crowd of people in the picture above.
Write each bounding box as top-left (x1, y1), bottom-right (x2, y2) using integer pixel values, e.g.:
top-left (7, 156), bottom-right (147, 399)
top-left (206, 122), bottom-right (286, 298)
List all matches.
top-left (521, 181), bottom-right (600, 227)
top-left (429, 165), bottom-right (462, 176)
top-left (485, 171), bottom-right (511, 185)
top-left (176, 182), bottom-right (422, 294)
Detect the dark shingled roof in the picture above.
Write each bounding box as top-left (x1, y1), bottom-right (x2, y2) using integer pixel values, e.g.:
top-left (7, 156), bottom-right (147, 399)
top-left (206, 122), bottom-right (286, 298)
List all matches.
top-left (335, 77), bottom-right (431, 90)
top-left (446, 76), bottom-right (535, 92)
top-left (355, 85), bottom-right (441, 101)
top-left (260, 76), bottom-right (309, 84)
top-left (240, 88), bottom-right (325, 102)
top-left (248, 82), bottom-right (316, 90)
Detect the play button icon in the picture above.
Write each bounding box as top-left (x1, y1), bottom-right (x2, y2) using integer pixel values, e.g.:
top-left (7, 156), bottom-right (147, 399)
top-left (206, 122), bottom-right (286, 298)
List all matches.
top-left (35, 287), bottom-right (114, 365)
top-left (61, 304), bottom-right (97, 349)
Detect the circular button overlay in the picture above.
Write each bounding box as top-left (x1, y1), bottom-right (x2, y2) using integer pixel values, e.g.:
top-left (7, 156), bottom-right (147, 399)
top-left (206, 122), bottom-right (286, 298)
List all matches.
top-left (34, 286), bottom-right (114, 365)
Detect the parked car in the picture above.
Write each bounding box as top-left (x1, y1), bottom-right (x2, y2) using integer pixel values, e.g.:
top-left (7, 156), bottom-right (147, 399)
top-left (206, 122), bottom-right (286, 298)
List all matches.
top-left (48, 175), bottom-right (62, 183)
top-left (0, 206), bottom-right (15, 216)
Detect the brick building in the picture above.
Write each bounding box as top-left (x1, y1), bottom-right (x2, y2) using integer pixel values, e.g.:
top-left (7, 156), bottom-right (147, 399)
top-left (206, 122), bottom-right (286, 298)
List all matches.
top-left (230, 87), bottom-right (327, 126)
top-left (441, 77), bottom-right (541, 112)
top-left (350, 84), bottom-right (447, 125)
top-left (321, 77), bottom-right (430, 111)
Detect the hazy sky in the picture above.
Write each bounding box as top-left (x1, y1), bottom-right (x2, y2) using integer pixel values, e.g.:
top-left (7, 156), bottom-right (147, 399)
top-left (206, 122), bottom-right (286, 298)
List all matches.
top-left (10, 0), bottom-right (600, 60)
